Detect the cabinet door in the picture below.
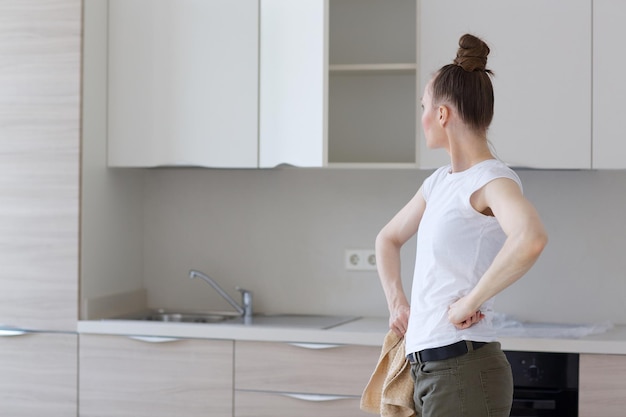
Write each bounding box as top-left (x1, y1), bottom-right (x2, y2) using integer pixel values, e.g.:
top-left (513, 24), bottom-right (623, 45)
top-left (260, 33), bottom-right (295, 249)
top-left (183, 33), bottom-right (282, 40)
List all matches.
top-left (108, 0), bottom-right (259, 168)
top-left (419, 0), bottom-right (591, 169)
top-left (0, 332), bottom-right (77, 417)
top-left (579, 353), bottom-right (626, 417)
top-left (260, 0), bottom-right (419, 168)
top-left (0, 0), bottom-right (80, 331)
top-left (80, 334), bottom-right (233, 417)
top-left (259, 0), bottom-right (327, 168)
top-left (592, 0), bottom-right (626, 169)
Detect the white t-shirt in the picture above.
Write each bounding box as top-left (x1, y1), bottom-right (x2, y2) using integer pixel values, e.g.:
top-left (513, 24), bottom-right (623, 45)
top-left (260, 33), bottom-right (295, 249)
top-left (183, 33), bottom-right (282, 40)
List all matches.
top-left (405, 159), bottom-right (522, 355)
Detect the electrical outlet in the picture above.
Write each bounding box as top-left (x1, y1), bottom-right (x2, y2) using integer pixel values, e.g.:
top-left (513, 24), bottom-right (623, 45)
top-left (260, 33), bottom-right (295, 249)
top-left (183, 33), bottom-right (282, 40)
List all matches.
top-left (345, 249), bottom-right (377, 271)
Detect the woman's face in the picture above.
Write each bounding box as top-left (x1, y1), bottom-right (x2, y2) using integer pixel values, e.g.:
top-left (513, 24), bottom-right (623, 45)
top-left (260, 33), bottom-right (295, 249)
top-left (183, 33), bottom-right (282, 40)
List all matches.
top-left (421, 83), bottom-right (447, 149)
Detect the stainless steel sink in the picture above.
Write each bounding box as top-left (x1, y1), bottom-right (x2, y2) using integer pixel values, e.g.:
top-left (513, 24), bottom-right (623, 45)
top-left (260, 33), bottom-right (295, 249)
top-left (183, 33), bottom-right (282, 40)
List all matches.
top-left (226, 314), bottom-right (360, 329)
top-left (108, 309), bottom-right (360, 329)
top-left (110, 309), bottom-right (240, 324)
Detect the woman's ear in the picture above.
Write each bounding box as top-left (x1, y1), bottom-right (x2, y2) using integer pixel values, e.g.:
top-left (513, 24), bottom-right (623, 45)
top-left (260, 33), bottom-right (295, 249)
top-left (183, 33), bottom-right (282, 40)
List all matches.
top-left (438, 105), bottom-right (449, 127)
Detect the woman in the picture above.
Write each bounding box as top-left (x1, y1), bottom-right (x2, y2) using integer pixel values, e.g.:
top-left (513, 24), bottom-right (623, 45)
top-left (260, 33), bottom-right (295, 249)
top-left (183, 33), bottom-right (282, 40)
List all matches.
top-left (375, 34), bottom-right (548, 416)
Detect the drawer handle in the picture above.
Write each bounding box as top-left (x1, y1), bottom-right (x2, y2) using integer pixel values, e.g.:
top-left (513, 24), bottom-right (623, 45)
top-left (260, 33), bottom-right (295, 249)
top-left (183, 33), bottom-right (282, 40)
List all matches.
top-left (280, 393), bottom-right (354, 402)
top-left (0, 329), bottom-right (28, 337)
top-left (128, 336), bottom-right (181, 343)
top-left (287, 342), bottom-right (341, 350)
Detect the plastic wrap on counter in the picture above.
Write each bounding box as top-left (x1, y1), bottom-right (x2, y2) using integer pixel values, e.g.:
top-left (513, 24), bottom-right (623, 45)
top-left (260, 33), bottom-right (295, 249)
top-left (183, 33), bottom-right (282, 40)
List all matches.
top-left (492, 313), bottom-right (614, 339)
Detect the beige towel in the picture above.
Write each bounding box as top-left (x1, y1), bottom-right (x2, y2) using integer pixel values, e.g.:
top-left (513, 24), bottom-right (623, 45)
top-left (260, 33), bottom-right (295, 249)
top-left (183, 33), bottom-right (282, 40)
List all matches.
top-left (360, 330), bottom-right (416, 417)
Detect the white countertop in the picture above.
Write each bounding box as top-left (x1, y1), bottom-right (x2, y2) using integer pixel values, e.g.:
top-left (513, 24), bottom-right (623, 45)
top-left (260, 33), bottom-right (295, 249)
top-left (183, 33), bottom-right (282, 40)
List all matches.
top-left (78, 316), bottom-right (626, 355)
top-left (78, 316), bottom-right (388, 346)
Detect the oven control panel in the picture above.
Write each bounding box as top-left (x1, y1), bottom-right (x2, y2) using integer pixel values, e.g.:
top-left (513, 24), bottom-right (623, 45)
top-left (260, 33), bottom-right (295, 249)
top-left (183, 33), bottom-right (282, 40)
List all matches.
top-left (504, 351), bottom-right (579, 389)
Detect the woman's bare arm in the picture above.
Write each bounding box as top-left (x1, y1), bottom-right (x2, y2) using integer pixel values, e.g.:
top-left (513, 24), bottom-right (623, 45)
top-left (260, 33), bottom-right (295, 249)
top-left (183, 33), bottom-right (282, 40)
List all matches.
top-left (448, 178), bottom-right (548, 329)
top-left (376, 187), bottom-right (427, 336)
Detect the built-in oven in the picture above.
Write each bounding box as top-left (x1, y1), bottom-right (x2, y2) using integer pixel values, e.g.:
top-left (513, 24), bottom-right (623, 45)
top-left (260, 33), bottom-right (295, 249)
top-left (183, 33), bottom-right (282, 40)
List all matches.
top-left (504, 351), bottom-right (579, 417)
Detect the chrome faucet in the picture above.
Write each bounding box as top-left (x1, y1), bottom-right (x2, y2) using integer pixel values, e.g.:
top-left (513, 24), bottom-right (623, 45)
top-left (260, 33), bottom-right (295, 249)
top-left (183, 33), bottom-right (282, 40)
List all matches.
top-left (188, 269), bottom-right (253, 317)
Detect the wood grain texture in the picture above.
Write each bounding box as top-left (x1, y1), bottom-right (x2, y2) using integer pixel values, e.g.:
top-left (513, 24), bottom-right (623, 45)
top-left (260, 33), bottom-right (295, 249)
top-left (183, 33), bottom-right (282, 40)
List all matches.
top-left (579, 354), bottom-right (626, 417)
top-left (0, 332), bottom-right (77, 417)
top-left (235, 390), bottom-right (370, 417)
top-left (79, 334), bottom-right (234, 417)
top-left (235, 341), bottom-right (379, 396)
top-left (0, 0), bottom-right (81, 331)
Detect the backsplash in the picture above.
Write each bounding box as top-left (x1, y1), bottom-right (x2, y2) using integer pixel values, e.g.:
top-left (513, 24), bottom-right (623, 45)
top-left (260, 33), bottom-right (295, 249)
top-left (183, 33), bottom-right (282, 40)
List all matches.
top-left (136, 167), bottom-right (626, 325)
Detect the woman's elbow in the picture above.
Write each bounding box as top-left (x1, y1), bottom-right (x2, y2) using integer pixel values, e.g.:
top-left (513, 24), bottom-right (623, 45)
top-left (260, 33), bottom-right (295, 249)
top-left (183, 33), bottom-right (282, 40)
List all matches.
top-left (526, 228), bottom-right (548, 259)
top-left (375, 230), bottom-right (392, 251)
top-left (375, 228), bottom-right (402, 253)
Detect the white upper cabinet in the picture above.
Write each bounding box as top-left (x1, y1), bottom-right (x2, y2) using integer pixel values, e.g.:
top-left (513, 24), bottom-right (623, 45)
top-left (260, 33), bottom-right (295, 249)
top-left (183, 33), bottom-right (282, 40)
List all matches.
top-left (107, 0), bottom-right (259, 168)
top-left (108, 0), bottom-right (418, 168)
top-left (419, 0), bottom-right (592, 169)
top-left (260, 0), bottom-right (418, 168)
top-left (592, 0), bottom-right (626, 169)
top-left (106, 1), bottom-right (606, 170)
top-left (259, 0), bottom-right (327, 168)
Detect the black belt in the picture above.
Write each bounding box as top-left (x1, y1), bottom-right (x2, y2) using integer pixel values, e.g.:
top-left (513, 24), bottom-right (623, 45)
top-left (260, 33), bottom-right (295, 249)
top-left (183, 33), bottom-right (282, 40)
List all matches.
top-left (407, 340), bottom-right (488, 364)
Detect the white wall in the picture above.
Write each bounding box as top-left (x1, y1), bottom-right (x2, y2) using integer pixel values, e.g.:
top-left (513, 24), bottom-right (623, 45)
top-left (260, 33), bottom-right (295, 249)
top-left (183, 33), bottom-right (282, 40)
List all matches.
top-left (140, 168), bottom-right (626, 325)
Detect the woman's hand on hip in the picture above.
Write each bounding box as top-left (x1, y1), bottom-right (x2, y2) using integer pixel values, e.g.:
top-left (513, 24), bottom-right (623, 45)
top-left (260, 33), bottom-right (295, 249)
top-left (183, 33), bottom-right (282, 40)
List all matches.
top-left (448, 297), bottom-right (484, 330)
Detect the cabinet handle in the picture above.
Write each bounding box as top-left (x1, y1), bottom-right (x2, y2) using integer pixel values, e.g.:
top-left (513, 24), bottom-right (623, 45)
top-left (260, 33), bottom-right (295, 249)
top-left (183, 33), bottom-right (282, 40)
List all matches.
top-left (280, 393), bottom-right (355, 402)
top-left (0, 329), bottom-right (28, 337)
top-left (287, 342), bottom-right (342, 350)
top-left (128, 336), bottom-right (181, 343)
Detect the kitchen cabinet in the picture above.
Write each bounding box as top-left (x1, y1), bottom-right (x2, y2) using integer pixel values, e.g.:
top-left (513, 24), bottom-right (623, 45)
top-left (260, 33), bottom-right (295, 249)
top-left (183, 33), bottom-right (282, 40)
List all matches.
top-left (592, 0), bottom-right (626, 169)
top-left (107, 0), bottom-right (417, 168)
top-left (234, 341), bottom-right (377, 416)
top-left (419, 0), bottom-right (592, 169)
top-left (260, 0), bottom-right (418, 168)
top-left (0, 332), bottom-right (77, 417)
top-left (579, 353), bottom-right (626, 417)
top-left (0, 0), bottom-right (80, 331)
top-left (107, 0), bottom-right (259, 168)
top-left (98, 0), bottom-right (626, 171)
top-left (79, 334), bottom-right (233, 417)
top-left (0, 2), bottom-right (81, 415)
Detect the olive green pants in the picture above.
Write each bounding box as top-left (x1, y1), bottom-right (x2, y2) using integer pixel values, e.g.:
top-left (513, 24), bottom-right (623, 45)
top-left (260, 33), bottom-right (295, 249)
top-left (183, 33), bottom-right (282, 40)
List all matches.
top-left (410, 342), bottom-right (513, 417)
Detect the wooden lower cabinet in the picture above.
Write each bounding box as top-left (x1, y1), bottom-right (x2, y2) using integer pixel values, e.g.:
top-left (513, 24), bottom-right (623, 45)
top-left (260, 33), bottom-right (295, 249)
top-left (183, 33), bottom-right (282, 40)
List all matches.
top-left (234, 341), bottom-right (379, 416)
top-left (235, 389), bottom-right (370, 417)
top-left (579, 353), bottom-right (626, 417)
top-left (79, 334), bottom-right (233, 417)
top-left (0, 332), bottom-right (77, 417)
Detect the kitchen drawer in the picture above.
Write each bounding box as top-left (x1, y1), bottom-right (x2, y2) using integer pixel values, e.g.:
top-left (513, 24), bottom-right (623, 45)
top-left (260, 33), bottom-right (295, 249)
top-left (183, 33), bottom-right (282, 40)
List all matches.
top-left (235, 389), bottom-right (370, 417)
top-left (235, 341), bottom-right (379, 396)
top-left (80, 334), bottom-right (233, 417)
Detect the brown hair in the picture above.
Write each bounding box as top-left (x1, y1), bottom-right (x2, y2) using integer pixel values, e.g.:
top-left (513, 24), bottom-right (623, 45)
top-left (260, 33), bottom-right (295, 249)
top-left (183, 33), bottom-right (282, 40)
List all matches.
top-left (430, 34), bottom-right (494, 133)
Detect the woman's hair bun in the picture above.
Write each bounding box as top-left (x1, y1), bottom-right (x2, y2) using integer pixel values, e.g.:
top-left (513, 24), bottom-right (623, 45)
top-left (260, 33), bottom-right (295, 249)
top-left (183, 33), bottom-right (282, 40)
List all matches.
top-left (453, 33), bottom-right (491, 73)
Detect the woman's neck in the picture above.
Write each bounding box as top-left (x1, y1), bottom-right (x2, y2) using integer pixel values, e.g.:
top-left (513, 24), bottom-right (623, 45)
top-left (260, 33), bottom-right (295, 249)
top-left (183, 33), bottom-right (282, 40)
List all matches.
top-left (447, 130), bottom-right (494, 173)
